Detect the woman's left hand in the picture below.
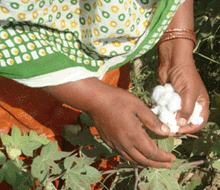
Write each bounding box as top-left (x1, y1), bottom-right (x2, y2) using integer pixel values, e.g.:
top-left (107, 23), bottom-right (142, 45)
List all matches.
top-left (157, 39), bottom-right (209, 135)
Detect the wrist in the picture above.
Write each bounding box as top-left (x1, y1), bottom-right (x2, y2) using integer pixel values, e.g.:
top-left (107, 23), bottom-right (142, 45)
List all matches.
top-left (158, 39), bottom-right (194, 66)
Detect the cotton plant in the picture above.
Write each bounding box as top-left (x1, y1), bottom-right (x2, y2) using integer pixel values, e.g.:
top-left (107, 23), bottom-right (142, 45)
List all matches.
top-left (151, 83), bottom-right (204, 133)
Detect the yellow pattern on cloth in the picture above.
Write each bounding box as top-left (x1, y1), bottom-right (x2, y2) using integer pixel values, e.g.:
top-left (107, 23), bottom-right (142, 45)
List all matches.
top-left (0, 0), bottom-right (158, 56)
top-left (0, 0), bottom-right (185, 87)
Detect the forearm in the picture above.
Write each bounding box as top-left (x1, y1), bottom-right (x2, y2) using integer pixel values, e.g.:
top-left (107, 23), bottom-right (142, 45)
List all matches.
top-left (41, 77), bottom-right (112, 114)
top-left (167, 0), bottom-right (194, 30)
top-left (158, 0), bottom-right (195, 65)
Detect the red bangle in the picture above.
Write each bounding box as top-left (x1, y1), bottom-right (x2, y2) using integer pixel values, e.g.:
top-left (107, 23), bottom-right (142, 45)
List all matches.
top-left (156, 28), bottom-right (197, 49)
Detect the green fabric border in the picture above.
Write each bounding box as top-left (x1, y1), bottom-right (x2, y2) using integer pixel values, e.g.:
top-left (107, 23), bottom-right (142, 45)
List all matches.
top-left (106, 0), bottom-right (179, 72)
top-left (0, 52), bottom-right (100, 79)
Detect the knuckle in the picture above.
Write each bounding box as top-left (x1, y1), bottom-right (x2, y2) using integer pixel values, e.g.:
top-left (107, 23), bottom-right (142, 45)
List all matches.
top-left (147, 151), bottom-right (159, 161)
top-left (181, 111), bottom-right (193, 119)
top-left (152, 117), bottom-right (161, 127)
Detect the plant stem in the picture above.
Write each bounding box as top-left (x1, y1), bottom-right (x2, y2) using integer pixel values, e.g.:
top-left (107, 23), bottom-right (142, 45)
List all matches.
top-left (183, 156), bottom-right (220, 166)
top-left (179, 168), bottom-right (193, 186)
top-left (186, 134), bottom-right (220, 148)
top-left (134, 166), bottom-right (140, 190)
top-left (109, 172), bottom-right (120, 190)
top-left (193, 52), bottom-right (220, 65)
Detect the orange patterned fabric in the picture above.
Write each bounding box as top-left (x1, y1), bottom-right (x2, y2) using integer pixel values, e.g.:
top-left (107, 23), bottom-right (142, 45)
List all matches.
top-left (0, 63), bottom-right (130, 189)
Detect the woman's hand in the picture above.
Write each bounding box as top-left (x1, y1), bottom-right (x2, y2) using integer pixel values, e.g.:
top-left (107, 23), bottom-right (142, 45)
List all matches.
top-left (42, 78), bottom-right (176, 168)
top-left (157, 39), bottom-right (209, 134)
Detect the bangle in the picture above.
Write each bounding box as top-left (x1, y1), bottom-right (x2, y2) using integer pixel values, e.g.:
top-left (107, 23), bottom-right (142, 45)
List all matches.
top-left (156, 28), bottom-right (197, 49)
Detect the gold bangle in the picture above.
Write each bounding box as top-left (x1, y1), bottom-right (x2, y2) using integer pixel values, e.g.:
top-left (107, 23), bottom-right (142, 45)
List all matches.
top-left (164, 28), bottom-right (195, 34)
top-left (156, 28), bottom-right (197, 49)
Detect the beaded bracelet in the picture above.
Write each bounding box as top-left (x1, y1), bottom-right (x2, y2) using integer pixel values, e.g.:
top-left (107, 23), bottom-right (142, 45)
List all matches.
top-left (156, 28), bottom-right (197, 49)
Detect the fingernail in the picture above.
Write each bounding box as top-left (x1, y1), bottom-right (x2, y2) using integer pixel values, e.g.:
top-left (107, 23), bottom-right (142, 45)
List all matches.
top-left (178, 118), bottom-right (186, 126)
top-left (161, 125), bottom-right (169, 133)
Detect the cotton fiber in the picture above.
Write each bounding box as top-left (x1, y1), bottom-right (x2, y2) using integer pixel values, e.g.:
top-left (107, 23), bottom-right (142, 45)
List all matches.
top-left (151, 83), bottom-right (204, 133)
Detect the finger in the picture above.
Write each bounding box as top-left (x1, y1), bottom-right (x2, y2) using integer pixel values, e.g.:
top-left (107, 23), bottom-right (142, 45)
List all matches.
top-left (158, 64), bottom-right (170, 85)
top-left (133, 131), bottom-right (176, 163)
top-left (124, 146), bottom-right (174, 168)
top-left (197, 93), bottom-right (210, 126)
top-left (178, 124), bottom-right (202, 134)
top-left (115, 141), bottom-right (174, 168)
top-left (176, 92), bottom-right (197, 126)
top-left (135, 101), bottom-right (171, 136)
top-left (178, 99), bottom-right (209, 134)
top-left (115, 114), bottom-right (176, 166)
top-left (115, 148), bottom-right (138, 164)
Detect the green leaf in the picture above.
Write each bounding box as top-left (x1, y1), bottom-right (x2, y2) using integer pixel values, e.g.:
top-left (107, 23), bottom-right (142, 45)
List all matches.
top-left (214, 93), bottom-right (220, 107)
top-left (62, 165), bottom-right (101, 190)
top-left (10, 126), bottom-right (29, 150)
top-left (2, 161), bottom-right (20, 187)
top-left (171, 160), bottom-right (194, 174)
top-left (51, 162), bottom-right (62, 175)
top-left (63, 126), bottom-right (95, 146)
top-left (79, 112), bottom-right (94, 126)
top-left (139, 168), bottom-right (181, 190)
top-left (6, 147), bottom-right (22, 160)
top-left (17, 185), bottom-right (31, 190)
top-left (63, 124), bottom-right (82, 135)
top-left (36, 185), bottom-right (43, 190)
top-left (11, 125), bottom-right (22, 144)
top-left (64, 155), bottom-right (95, 170)
top-left (64, 156), bottom-right (77, 170)
top-left (15, 136), bottom-right (29, 150)
top-left (158, 137), bottom-right (174, 153)
top-left (190, 139), bottom-right (212, 157)
top-left (173, 138), bottom-right (182, 149)
top-left (41, 141), bottom-right (73, 160)
top-left (29, 130), bottom-right (50, 145)
top-left (22, 141), bottom-right (42, 157)
top-left (0, 152), bottom-right (6, 165)
top-left (1, 134), bottom-right (12, 146)
top-left (15, 171), bottom-right (33, 190)
top-left (184, 172), bottom-right (203, 190)
top-left (0, 169), bottom-right (4, 184)
top-left (31, 156), bottom-right (49, 183)
top-left (63, 126), bottom-right (114, 161)
top-left (212, 160), bottom-right (220, 170)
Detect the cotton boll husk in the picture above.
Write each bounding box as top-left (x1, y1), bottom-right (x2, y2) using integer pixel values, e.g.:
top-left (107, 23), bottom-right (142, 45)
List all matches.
top-left (166, 93), bottom-right (182, 112)
top-left (151, 85), bottom-right (165, 103)
top-left (157, 91), bottom-right (173, 106)
top-left (151, 106), bottom-right (160, 115)
top-left (164, 83), bottom-right (174, 93)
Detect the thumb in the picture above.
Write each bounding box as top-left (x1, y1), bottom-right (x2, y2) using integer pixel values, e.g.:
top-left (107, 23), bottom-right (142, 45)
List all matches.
top-left (136, 103), bottom-right (171, 136)
top-left (158, 65), bottom-right (169, 85)
top-left (176, 93), bottom-right (197, 126)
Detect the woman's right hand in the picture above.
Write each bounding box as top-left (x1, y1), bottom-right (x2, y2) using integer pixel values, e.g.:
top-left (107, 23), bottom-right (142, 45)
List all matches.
top-left (42, 77), bottom-right (176, 168)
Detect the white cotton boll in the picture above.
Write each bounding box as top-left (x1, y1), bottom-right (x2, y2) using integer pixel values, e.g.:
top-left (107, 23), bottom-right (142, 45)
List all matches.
top-left (169, 124), bottom-right (180, 134)
top-left (190, 116), bottom-right (204, 126)
top-left (157, 91), bottom-right (173, 107)
top-left (151, 83), bottom-right (204, 134)
top-left (188, 102), bottom-right (203, 125)
top-left (158, 107), bottom-right (176, 125)
top-left (164, 83), bottom-right (174, 93)
top-left (192, 102), bottom-right (203, 117)
top-left (151, 85), bottom-right (166, 103)
top-left (166, 93), bottom-right (182, 113)
top-left (151, 106), bottom-right (160, 115)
